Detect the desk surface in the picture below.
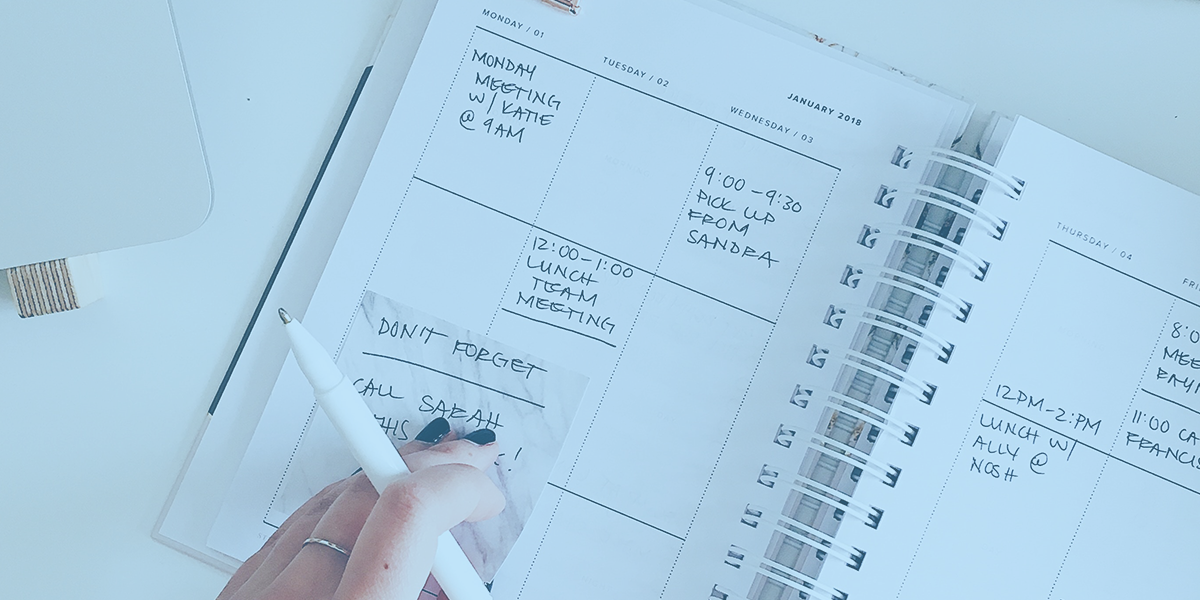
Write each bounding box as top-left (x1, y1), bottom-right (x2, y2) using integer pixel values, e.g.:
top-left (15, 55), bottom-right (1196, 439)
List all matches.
top-left (1, 0), bottom-right (1196, 597)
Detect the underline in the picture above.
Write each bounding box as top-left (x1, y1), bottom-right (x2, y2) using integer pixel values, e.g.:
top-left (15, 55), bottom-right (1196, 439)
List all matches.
top-left (361, 352), bottom-right (546, 409)
top-left (500, 308), bottom-right (618, 347)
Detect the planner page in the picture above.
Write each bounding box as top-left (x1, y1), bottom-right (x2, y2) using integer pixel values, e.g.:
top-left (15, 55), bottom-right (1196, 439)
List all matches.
top-left (820, 118), bottom-right (1200, 599)
top-left (208, 0), bottom-right (970, 596)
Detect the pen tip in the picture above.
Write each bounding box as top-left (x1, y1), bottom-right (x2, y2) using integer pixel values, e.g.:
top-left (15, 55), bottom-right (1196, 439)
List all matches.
top-left (278, 308), bottom-right (292, 324)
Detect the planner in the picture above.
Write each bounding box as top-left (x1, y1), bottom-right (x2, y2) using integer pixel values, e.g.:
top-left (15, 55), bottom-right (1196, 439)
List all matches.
top-left (160, 0), bottom-right (1200, 597)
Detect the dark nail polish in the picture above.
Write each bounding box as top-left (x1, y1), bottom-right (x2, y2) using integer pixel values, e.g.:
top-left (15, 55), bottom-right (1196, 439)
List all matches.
top-left (415, 417), bottom-right (451, 443)
top-left (463, 428), bottom-right (496, 445)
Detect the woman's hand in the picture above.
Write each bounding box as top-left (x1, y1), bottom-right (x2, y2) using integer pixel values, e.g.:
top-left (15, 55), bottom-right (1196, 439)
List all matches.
top-left (216, 418), bottom-right (503, 600)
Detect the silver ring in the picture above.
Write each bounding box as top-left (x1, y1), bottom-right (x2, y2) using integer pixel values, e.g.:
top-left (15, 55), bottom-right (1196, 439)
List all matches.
top-left (302, 537), bottom-right (351, 557)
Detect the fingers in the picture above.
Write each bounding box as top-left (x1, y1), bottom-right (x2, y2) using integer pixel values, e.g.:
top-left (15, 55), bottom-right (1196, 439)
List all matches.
top-left (399, 418), bottom-right (500, 473)
top-left (222, 419), bottom-right (501, 600)
top-left (333, 464), bottom-right (505, 600)
top-left (258, 473), bottom-right (378, 599)
top-left (223, 477), bottom-right (350, 600)
top-left (402, 438), bottom-right (500, 473)
top-left (400, 417), bottom-right (452, 457)
top-left (262, 441), bottom-right (497, 600)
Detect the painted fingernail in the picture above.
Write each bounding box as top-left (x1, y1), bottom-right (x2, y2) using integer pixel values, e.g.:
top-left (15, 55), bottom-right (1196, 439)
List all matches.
top-left (415, 417), bottom-right (451, 443)
top-left (463, 428), bottom-right (496, 445)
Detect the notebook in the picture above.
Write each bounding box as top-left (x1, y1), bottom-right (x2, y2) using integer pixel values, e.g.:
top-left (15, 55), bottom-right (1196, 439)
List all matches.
top-left (159, 0), bottom-right (1200, 597)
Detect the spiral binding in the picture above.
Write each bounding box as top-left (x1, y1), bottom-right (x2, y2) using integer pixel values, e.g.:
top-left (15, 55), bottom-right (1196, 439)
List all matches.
top-left (715, 145), bottom-right (1021, 600)
top-left (807, 344), bottom-right (936, 405)
top-left (841, 264), bottom-right (973, 322)
top-left (876, 185), bottom-right (1009, 239)
top-left (824, 304), bottom-right (954, 363)
top-left (895, 147), bottom-right (1025, 198)
top-left (762, 461), bottom-right (887, 530)
top-left (858, 224), bottom-right (991, 280)
top-left (740, 503), bottom-right (867, 568)
top-left (793, 386), bottom-right (919, 446)
top-left (801, 433), bottom-right (901, 487)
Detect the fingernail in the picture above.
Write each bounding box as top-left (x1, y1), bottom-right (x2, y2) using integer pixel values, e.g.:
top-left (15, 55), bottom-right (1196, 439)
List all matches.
top-left (415, 417), bottom-right (451, 443)
top-left (463, 428), bottom-right (496, 445)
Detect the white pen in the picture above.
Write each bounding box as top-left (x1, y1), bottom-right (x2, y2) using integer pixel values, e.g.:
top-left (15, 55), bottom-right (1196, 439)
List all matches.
top-left (278, 308), bottom-right (492, 600)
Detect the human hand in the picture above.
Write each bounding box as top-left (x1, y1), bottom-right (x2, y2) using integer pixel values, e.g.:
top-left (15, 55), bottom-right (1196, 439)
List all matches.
top-left (216, 418), bottom-right (503, 600)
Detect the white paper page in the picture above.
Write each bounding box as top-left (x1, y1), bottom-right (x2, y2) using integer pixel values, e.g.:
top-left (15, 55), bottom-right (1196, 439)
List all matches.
top-left (820, 118), bottom-right (1200, 599)
top-left (208, 0), bottom-right (969, 594)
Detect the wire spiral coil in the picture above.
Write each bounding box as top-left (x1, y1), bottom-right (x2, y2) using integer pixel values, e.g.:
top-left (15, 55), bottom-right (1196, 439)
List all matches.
top-left (712, 146), bottom-right (1022, 600)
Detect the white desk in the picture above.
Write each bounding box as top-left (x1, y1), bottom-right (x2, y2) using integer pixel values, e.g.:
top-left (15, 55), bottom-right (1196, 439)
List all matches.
top-left (1, 1), bottom-right (1196, 598)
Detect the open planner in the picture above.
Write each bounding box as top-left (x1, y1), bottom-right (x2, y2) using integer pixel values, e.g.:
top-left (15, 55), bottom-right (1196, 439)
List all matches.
top-left (157, 0), bottom-right (1200, 598)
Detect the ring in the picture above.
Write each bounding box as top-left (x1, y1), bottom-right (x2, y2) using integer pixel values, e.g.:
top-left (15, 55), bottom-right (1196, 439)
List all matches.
top-left (302, 537), bottom-right (351, 557)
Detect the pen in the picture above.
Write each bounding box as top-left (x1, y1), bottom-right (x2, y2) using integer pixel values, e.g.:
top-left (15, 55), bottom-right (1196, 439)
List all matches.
top-left (278, 308), bottom-right (491, 600)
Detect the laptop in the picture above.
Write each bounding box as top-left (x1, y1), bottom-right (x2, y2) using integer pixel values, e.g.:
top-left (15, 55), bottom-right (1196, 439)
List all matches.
top-left (0, 0), bottom-right (211, 270)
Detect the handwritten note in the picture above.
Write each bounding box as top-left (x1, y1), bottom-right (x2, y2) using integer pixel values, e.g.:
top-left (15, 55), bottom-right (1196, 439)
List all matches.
top-left (226, 291), bottom-right (586, 580)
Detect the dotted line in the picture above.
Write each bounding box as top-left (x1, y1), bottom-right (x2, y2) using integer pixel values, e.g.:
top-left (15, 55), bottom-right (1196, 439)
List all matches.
top-left (264, 31), bottom-right (478, 520)
top-left (487, 75), bottom-right (597, 335)
top-left (650, 126), bottom-right (720, 273)
top-left (515, 490), bottom-right (565, 600)
top-left (1044, 299), bottom-right (1176, 599)
top-left (797, 171), bottom-right (840, 288)
top-left (520, 274), bottom-right (656, 585)
top-left (659, 166), bottom-right (840, 598)
top-left (1043, 459), bottom-right (1109, 598)
top-left (563, 124), bottom-right (717, 486)
top-left (338, 29), bottom-right (478, 357)
top-left (262, 401), bottom-right (320, 519)
top-left (980, 248), bottom-right (1049, 393)
top-left (1109, 299), bottom-right (1176, 454)
top-left (519, 124), bottom-right (721, 600)
top-left (895, 242), bottom-right (1050, 597)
